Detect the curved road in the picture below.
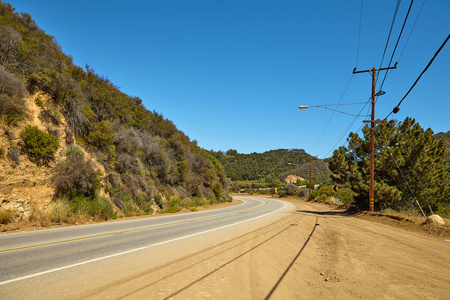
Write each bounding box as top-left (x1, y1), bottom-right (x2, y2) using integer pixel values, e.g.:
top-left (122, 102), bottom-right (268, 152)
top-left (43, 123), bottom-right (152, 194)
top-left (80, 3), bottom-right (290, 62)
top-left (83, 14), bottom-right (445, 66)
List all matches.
top-left (0, 197), bottom-right (292, 292)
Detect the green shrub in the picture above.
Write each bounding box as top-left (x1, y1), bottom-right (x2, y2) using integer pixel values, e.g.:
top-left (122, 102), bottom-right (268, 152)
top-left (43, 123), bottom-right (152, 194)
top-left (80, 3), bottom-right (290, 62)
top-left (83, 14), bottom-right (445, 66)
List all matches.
top-left (135, 194), bottom-right (153, 214)
top-left (191, 197), bottom-right (210, 207)
top-left (93, 196), bottom-right (115, 220)
top-left (337, 188), bottom-right (354, 204)
top-left (51, 198), bottom-right (71, 223)
top-left (212, 182), bottom-right (223, 200)
top-left (66, 144), bottom-right (84, 159)
top-left (35, 96), bottom-right (44, 107)
top-left (309, 186), bottom-right (354, 204)
top-left (155, 194), bottom-right (164, 208)
top-left (437, 202), bottom-right (450, 219)
top-left (68, 195), bottom-right (115, 221)
top-left (163, 197), bottom-right (186, 213)
top-left (122, 193), bottom-right (137, 216)
top-left (20, 125), bottom-right (59, 165)
top-left (86, 120), bottom-right (114, 148)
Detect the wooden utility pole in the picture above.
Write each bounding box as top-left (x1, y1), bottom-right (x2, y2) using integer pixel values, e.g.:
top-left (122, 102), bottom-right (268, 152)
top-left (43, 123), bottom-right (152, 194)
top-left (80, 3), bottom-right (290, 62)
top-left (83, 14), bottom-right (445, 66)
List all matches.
top-left (309, 155), bottom-right (312, 197)
top-left (353, 64), bottom-right (397, 212)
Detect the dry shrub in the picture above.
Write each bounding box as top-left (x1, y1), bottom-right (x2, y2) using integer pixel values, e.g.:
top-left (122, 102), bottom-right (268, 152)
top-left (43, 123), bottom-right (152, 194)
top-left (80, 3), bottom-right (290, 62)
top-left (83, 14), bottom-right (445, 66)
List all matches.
top-left (51, 198), bottom-right (72, 223)
top-left (0, 94), bottom-right (27, 125)
top-left (114, 127), bottom-right (143, 155)
top-left (7, 146), bottom-right (20, 165)
top-left (40, 106), bottom-right (62, 125)
top-left (53, 154), bottom-right (98, 198)
top-left (0, 209), bottom-right (15, 224)
top-left (63, 96), bottom-right (89, 138)
top-left (0, 65), bottom-right (26, 98)
top-left (0, 146), bottom-right (5, 159)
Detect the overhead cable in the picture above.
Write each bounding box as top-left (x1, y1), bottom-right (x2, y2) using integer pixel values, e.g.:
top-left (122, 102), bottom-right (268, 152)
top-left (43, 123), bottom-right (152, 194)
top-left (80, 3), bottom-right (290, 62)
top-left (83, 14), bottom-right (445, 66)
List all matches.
top-left (385, 33), bottom-right (450, 119)
top-left (376, 0), bottom-right (402, 84)
top-left (356, 0), bottom-right (364, 67)
top-left (319, 100), bottom-right (370, 158)
top-left (396, 0), bottom-right (426, 62)
top-left (383, 0), bottom-right (426, 84)
top-left (378, 0), bottom-right (415, 92)
top-left (306, 75), bottom-right (354, 156)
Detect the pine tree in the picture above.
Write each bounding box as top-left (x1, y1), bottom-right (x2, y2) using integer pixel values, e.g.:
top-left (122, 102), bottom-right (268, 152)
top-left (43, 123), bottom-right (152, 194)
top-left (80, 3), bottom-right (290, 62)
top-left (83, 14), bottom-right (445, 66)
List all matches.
top-left (328, 117), bottom-right (450, 213)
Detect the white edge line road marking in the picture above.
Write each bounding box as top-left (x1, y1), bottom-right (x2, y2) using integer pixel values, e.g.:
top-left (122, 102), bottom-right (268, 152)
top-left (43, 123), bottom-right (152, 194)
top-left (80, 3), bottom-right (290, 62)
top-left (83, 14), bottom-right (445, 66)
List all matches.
top-left (0, 200), bottom-right (287, 286)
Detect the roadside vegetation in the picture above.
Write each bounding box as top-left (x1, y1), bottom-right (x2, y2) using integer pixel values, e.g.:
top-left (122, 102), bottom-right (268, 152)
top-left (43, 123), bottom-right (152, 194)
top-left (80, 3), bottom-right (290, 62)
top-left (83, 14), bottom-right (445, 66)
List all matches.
top-left (328, 118), bottom-right (450, 217)
top-left (0, 2), bottom-right (230, 226)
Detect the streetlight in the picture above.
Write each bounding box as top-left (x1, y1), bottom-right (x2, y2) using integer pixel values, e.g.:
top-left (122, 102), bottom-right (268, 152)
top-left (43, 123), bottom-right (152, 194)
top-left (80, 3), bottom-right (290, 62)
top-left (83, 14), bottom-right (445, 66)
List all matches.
top-left (298, 96), bottom-right (387, 212)
top-left (299, 103), bottom-right (370, 117)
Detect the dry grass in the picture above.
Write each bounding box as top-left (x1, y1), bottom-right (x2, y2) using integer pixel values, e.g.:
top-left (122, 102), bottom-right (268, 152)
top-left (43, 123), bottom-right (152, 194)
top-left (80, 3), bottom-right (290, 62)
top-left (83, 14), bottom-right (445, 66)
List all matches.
top-left (0, 209), bottom-right (16, 224)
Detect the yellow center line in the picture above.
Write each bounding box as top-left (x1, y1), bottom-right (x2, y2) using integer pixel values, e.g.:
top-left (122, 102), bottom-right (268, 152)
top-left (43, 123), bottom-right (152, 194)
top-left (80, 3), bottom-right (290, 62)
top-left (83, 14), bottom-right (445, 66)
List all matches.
top-left (0, 200), bottom-right (268, 254)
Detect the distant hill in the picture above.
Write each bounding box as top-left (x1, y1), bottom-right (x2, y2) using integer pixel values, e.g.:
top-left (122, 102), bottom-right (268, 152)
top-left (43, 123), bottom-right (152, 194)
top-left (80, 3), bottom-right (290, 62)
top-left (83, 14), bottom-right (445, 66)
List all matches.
top-left (210, 149), bottom-right (332, 183)
top-left (435, 131), bottom-right (450, 149)
top-left (435, 131), bottom-right (450, 162)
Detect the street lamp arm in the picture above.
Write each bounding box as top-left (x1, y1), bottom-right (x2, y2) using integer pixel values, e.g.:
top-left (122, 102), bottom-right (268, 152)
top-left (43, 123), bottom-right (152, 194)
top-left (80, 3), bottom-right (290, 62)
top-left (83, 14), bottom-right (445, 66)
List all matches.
top-left (298, 105), bottom-right (369, 117)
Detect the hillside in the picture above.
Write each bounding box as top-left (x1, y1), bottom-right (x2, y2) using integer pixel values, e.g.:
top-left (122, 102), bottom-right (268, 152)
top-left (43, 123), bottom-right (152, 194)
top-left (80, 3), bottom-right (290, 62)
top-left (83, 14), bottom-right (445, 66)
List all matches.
top-left (435, 131), bottom-right (450, 163)
top-left (210, 148), bottom-right (332, 184)
top-left (0, 2), bottom-right (229, 224)
top-left (435, 131), bottom-right (450, 152)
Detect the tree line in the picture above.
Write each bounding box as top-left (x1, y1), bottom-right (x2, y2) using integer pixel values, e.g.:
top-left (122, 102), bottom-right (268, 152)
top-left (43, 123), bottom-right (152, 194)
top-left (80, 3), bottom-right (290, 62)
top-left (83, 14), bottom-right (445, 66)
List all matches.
top-left (328, 118), bottom-right (449, 216)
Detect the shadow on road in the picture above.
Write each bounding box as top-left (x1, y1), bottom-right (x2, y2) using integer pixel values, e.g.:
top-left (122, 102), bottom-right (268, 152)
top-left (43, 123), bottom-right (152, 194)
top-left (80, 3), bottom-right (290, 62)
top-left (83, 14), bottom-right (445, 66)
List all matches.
top-left (297, 208), bottom-right (356, 217)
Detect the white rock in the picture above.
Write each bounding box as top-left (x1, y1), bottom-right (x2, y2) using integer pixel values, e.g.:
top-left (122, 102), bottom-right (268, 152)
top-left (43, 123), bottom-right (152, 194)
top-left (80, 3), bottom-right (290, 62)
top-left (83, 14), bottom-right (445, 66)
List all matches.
top-left (425, 214), bottom-right (445, 225)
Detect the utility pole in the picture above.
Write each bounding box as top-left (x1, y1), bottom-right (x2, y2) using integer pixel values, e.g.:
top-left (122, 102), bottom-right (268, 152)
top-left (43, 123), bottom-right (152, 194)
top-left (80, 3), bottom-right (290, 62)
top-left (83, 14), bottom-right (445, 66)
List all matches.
top-left (353, 63), bottom-right (397, 212)
top-left (309, 155), bottom-right (312, 197)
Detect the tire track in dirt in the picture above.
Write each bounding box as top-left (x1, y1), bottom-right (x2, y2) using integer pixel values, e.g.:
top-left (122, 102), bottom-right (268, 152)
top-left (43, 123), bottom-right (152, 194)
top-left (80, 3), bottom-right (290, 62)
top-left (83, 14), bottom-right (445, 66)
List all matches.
top-left (265, 202), bottom-right (319, 299)
top-left (73, 210), bottom-right (305, 299)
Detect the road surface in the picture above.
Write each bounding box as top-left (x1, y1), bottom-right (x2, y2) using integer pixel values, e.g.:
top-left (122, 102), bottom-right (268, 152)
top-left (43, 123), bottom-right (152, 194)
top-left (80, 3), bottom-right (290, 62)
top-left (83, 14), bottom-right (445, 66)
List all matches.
top-left (1, 196), bottom-right (449, 299)
top-left (0, 197), bottom-right (293, 299)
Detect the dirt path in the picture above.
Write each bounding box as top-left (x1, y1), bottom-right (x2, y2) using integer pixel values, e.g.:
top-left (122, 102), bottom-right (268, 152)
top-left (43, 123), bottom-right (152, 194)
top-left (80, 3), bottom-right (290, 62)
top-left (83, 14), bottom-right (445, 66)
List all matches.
top-left (70, 197), bottom-right (449, 299)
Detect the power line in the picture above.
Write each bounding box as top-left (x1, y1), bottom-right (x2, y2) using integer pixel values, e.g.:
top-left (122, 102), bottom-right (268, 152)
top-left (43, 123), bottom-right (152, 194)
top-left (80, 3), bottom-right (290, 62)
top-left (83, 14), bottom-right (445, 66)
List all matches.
top-left (376, 0), bottom-right (402, 84)
top-left (382, 0), bottom-right (426, 84)
top-left (385, 33), bottom-right (450, 119)
top-left (319, 100), bottom-right (370, 159)
top-left (306, 75), bottom-right (354, 155)
top-left (378, 0), bottom-right (415, 93)
top-left (396, 0), bottom-right (426, 63)
top-left (356, 0), bottom-right (364, 67)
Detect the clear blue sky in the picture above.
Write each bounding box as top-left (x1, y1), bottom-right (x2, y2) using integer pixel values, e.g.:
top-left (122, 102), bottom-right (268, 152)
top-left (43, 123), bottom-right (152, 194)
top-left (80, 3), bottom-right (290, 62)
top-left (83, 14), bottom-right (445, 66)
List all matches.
top-left (7, 0), bottom-right (450, 158)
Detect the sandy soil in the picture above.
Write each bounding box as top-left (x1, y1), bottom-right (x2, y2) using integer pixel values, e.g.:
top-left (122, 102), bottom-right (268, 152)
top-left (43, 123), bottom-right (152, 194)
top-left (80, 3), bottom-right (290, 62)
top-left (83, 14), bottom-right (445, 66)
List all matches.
top-left (70, 196), bottom-right (450, 299)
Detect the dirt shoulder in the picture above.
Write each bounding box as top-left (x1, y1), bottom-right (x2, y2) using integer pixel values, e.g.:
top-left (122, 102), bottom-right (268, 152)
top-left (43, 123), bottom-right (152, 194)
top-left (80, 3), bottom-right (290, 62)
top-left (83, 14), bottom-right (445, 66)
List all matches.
top-left (3, 195), bottom-right (449, 299)
top-left (74, 196), bottom-right (450, 299)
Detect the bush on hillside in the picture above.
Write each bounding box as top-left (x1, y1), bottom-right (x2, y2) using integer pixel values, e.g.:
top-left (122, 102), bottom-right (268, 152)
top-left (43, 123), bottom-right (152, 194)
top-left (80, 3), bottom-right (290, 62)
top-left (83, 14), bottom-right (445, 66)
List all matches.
top-left (0, 65), bottom-right (26, 98)
top-left (20, 125), bottom-right (59, 165)
top-left (0, 94), bottom-right (27, 125)
top-left (53, 146), bottom-right (99, 198)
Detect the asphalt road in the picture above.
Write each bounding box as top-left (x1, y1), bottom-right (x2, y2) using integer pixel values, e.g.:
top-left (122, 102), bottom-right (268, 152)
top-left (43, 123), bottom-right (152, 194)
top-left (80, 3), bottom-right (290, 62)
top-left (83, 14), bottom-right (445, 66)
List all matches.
top-left (0, 197), bottom-right (290, 291)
